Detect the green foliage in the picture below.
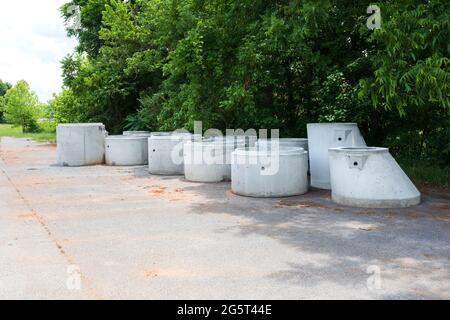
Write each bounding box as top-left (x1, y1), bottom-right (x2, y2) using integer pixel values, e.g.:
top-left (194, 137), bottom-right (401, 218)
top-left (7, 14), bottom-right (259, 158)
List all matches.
top-left (360, 0), bottom-right (450, 163)
top-left (0, 79), bottom-right (12, 123)
top-left (1, 80), bottom-right (42, 133)
top-left (46, 88), bottom-right (83, 124)
top-left (399, 158), bottom-right (450, 187)
top-left (58, 0), bottom-right (450, 167)
top-left (0, 79), bottom-right (11, 97)
top-left (61, 0), bottom-right (112, 56)
top-left (362, 0), bottom-right (449, 114)
top-left (0, 124), bottom-right (56, 143)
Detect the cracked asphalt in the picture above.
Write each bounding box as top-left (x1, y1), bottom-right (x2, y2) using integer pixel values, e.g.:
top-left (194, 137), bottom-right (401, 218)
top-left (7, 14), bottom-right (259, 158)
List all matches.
top-left (0, 137), bottom-right (449, 299)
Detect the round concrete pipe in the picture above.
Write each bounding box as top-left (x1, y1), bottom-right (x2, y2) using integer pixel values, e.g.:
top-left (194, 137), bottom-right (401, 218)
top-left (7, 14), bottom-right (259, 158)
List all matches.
top-left (231, 147), bottom-right (309, 197)
top-left (57, 123), bottom-right (106, 167)
top-left (212, 135), bottom-right (245, 143)
top-left (105, 135), bottom-right (148, 166)
top-left (148, 133), bottom-right (201, 175)
top-left (123, 131), bottom-right (151, 136)
top-left (329, 147), bottom-right (421, 208)
top-left (256, 138), bottom-right (309, 151)
top-left (151, 132), bottom-right (173, 137)
top-left (214, 135), bottom-right (257, 148)
top-left (184, 139), bottom-right (245, 182)
top-left (257, 138), bottom-right (310, 174)
top-left (307, 123), bottom-right (366, 190)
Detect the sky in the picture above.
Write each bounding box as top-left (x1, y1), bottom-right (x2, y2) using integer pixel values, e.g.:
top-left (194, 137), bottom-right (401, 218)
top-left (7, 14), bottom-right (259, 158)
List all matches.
top-left (0, 0), bottom-right (78, 102)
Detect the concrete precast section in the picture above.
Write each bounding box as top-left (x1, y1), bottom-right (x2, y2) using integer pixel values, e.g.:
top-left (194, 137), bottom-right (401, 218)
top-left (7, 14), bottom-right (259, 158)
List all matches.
top-left (257, 138), bottom-right (311, 173)
top-left (231, 147), bottom-right (309, 197)
top-left (105, 135), bottom-right (148, 166)
top-left (213, 135), bottom-right (257, 148)
top-left (307, 123), bottom-right (366, 190)
top-left (123, 131), bottom-right (151, 136)
top-left (184, 140), bottom-right (246, 182)
top-left (148, 133), bottom-right (201, 175)
top-left (256, 138), bottom-right (309, 151)
top-left (57, 123), bottom-right (106, 167)
top-left (151, 132), bottom-right (172, 137)
top-left (329, 147), bottom-right (421, 208)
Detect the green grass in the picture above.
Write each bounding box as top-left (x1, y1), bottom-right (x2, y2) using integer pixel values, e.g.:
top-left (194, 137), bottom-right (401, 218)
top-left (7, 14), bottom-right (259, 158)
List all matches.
top-left (0, 124), bottom-right (56, 143)
top-left (399, 158), bottom-right (450, 188)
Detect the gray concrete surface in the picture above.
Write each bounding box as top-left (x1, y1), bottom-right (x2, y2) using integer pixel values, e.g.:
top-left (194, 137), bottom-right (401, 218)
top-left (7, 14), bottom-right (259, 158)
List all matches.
top-left (0, 137), bottom-right (449, 300)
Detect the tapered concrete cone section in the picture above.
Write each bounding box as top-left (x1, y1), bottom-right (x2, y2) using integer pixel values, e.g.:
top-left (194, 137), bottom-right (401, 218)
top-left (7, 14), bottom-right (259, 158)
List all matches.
top-left (231, 147), bottom-right (309, 197)
top-left (256, 138), bottom-right (309, 151)
top-left (329, 147), bottom-right (421, 208)
top-left (105, 135), bottom-right (149, 166)
top-left (56, 123), bottom-right (106, 167)
top-left (307, 123), bottom-right (366, 189)
top-left (184, 139), bottom-right (245, 182)
top-left (148, 133), bottom-right (201, 175)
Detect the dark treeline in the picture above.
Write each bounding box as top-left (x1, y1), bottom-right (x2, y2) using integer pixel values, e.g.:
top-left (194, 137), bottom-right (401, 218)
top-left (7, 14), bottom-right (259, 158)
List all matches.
top-left (0, 79), bottom-right (12, 123)
top-left (52, 0), bottom-right (449, 165)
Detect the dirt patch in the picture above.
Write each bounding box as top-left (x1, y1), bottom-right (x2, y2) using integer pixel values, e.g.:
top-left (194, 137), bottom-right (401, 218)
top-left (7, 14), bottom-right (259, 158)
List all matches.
top-left (430, 202), bottom-right (450, 211)
top-left (274, 200), bottom-right (343, 211)
top-left (144, 270), bottom-right (159, 277)
top-left (418, 184), bottom-right (450, 201)
top-left (14, 176), bottom-right (61, 188)
top-left (0, 151), bottom-right (19, 163)
top-left (432, 213), bottom-right (450, 222)
top-left (143, 183), bottom-right (206, 203)
top-left (16, 212), bottom-right (37, 221)
top-left (38, 143), bottom-right (57, 149)
top-left (356, 210), bottom-right (423, 219)
top-left (146, 185), bottom-right (167, 195)
top-left (143, 268), bottom-right (190, 278)
top-left (225, 190), bottom-right (237, 198)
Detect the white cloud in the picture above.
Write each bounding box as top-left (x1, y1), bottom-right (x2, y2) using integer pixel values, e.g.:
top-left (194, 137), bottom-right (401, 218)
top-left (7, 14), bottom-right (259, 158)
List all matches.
top-left (0, 0), bottom-right (78, 102)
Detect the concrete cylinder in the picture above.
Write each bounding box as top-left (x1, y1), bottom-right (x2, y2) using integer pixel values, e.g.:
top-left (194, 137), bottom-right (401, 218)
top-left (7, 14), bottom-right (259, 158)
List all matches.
top-left (105, 135), bottom-right (148, 166)
top-left (123, 131), bottom-right (151, 136)
top-left (184, 139), bottom-right (245, 182)
top-left (151, 132), bottom-right (172, 137)
top-left (148, 133), bottom-right (201, 175)
top-left (231, 147), bottom-right (309, 197)
top-left (307, 123), bottom-right (366, 190)
top-left (256, 138), bottom-right (309, 151)
top-left (57, 123), bottom-right (106, 167)
top-left (329, 147), bottom-right (421, 208)
top-left (214, 135), bottom-right (257, 148)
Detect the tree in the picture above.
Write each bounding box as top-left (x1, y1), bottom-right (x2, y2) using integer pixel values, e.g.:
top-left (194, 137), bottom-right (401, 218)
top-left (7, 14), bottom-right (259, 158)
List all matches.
top-left (2, 80), bottom-right (42, 133)
top-left (58, 0), bottom-right (450, 164)
top-left (361, 0), bottom-right (450, 162)
top-left (46, 88), bottom-right (83, 124)
top-left (0, 79), bottom-right (12, 123)
top-left (61, 0), bottom-right (113, 57)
